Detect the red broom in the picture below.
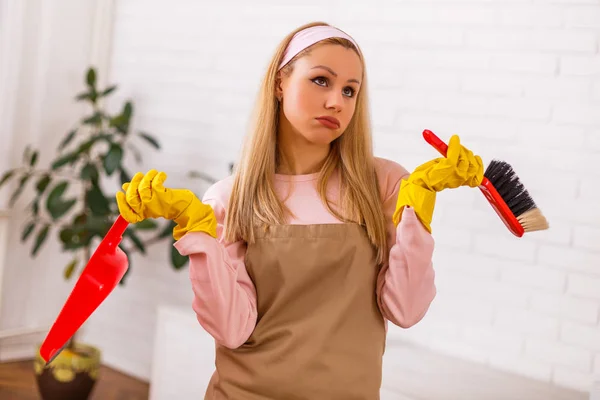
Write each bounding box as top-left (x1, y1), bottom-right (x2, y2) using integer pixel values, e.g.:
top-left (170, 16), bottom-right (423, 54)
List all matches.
top-left (422, 129), bottom-right (549, 237)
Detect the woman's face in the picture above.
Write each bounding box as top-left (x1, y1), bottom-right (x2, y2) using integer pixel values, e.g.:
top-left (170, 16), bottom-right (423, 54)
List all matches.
top-left (277, 44), bottom-right (363, 146)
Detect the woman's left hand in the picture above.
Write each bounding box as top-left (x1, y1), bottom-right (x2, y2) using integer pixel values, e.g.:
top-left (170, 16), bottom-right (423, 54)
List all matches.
top-left (392, 135), bottom-right (484, 233)
top-left (409, 135), bottom-right (484, 192)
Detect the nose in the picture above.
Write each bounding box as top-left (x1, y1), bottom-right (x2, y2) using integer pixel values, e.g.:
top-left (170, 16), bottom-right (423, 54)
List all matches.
top-left (325, 90), bottom-right (343, 113)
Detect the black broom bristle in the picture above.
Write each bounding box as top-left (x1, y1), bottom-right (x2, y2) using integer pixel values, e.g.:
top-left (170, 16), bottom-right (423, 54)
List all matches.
top-left (483, 159), bottom-right (537, 218)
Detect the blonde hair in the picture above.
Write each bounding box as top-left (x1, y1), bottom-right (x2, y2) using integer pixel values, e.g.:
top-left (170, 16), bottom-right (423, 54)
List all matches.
top-left (224, 21), bottom-right (388, 264)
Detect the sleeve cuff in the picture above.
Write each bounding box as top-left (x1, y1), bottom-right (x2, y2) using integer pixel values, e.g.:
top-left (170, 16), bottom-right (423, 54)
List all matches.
top-left (393, 180), bottom-right (437, 233)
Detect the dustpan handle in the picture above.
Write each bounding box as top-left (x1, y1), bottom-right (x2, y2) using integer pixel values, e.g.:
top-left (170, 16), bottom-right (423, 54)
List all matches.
top-left (105, 215), bottom-right (129, 247)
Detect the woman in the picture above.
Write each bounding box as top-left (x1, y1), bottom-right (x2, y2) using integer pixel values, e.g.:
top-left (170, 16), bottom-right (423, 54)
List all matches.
top-left (117, 21), bottom-right (483, 400)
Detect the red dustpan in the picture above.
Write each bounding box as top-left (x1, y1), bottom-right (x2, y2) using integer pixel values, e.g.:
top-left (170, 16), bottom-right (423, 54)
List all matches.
top-left (39, 215), bottom-right (129, 364)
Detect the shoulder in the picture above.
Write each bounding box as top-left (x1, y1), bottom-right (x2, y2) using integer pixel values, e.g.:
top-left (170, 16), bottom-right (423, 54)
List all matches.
top-left (373, 157), bottom-right (410, 201)
top-left (201, 175), bottom-right (236, 218)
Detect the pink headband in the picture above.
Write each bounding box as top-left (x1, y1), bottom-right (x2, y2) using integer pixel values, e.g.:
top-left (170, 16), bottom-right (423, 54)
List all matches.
top-left (278, 25), bottom-right (360, 70)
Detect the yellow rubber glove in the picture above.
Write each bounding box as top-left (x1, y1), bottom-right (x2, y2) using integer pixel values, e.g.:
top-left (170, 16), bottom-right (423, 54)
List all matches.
top-left (116, 170), bottom-right (217, 240)
top-left (393, 135), bottom-right (484, 233)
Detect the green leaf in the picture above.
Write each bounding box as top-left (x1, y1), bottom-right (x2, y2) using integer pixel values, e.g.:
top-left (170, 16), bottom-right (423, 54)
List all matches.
top-left (100, 85), bottom-right (117, 97)
top-left (59, 227), bottom-right (76, 245)
top-left (9, 173), bottom-right (31, 206)
top-left (109, 102), bottom-right (133, 135)
top-left (59, 226), bottom-right (85, 251)
top-left (35, 175), bottom-right (51, 194)
top-left (78, 133), bottom-right (113, 154)
top-left (46, 181), bottom-right (69, 205)
top-left (118, 247), bottom-right (131, 286)
top-left (30, 151), bottom-right (38, 167)
top-left (134, 219), bottom-right (157, 230)
top-left (64, 258), bottom-right (78, 280)
top-left (76, 89), bottom-right (98, 103)
top-left (102, 143), bottom-right (123, 175)
top-left (78, 138), bottom-right (95, 154)
top-left (0, 170), bottom-right (15, 188)
top-left (87, 182), bottom-right (110, 216)
top-left (126, 143), bottom-right (142, 163)
top-left (158, 220), bottom-right (177, 239)
top-left (75, 91), bottom-right (94, 101)
top-left (32, 224), bottom-right (50, 257)
top-left (125, 228), bottom-right (146, 254)
top-left (171, 240), bottom-right (188, 269)
top-left (138, 132), bottom-right (160, 149)
top-left (84, 215), bottom-right (112, 237)
top-left (32, 198), bottom-right (39, 216)
top-left (80, 163), bottom-right (99, 182)
top-left (108, 115), bottom-right (127, 132)
top-left (73, 213), bottom-right (87, 226)
top-left (22, 222), bottom-right (35, 241)
top-left (86, 68), bottom-right (96, 88)
top-left (188, 171), bottom-right (217, 184)
top-left (46, 181), bottom-right (77, 220)
top-left (23, 146), bottom-right (31, 164)
top-left (82, 112), bottom-right (102, 126)
top-left (48, 198), bottom-right (77, 220)
top-left (51, 152), bottom-right (78, 170)
top-left (60, 214), bottom-right (111, 250)
top-left (58, 130), bottom-right (77, 151)
top-left (123, 102), bottom-right (133, 119)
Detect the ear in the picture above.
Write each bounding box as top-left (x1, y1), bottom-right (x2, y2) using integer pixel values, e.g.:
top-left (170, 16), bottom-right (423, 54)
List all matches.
top-left (275, 72), bottom-right (284, 100)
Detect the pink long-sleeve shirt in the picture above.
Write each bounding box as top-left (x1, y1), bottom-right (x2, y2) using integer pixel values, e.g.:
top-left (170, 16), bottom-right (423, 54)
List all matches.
top-left (174, 157), bottom-right (436, 349)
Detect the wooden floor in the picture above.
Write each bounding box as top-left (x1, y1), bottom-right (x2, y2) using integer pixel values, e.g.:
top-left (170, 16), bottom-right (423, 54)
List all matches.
top-left (0, 359), bottom-right (149, 400)
top-left (0, 347), bottom-right (590, 400)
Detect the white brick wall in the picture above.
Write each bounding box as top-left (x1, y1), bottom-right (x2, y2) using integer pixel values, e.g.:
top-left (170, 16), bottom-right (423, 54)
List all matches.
top-left (1, 0), bottom-right (596, 394)
top-left (0, 0), bottom-right (121, 363)
top-left (362, 1), bottom-right (599, 393)
top-left (100, 0), bottom-right (600, 392)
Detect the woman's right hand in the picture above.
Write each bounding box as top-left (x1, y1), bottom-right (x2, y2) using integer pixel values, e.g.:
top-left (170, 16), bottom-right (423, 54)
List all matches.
top-left (116, 169), bottom-right (217, 240)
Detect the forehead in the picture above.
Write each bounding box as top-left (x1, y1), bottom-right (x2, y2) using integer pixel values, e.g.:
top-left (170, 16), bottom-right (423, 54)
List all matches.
top-left (294, 44), bottom-right (363, 79)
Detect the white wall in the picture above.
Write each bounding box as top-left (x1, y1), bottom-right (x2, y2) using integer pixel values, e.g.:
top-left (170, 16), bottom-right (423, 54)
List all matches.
top-left (0, 0), bottom-right (131, 361)
top-left (2, 0), bottom-right (600, 394)
top-left (0, 0), bottom-right (105, 358)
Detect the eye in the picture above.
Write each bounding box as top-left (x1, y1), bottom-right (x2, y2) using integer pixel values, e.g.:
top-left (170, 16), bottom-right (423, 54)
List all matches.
top-left (312, 76), bottom-right (357, 98)
top-left (343, 87), bottom-right (356, 98)
top-left (312, 76), bottom-right (328, 87)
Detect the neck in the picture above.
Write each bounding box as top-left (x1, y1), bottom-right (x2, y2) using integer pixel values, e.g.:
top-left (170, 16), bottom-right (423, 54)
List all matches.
top-left (276, 126), bottom-right (330, 175)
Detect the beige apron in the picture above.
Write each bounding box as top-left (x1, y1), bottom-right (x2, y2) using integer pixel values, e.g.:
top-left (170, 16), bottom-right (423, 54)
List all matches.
top-left (205, 223), bottom-right (386, 399)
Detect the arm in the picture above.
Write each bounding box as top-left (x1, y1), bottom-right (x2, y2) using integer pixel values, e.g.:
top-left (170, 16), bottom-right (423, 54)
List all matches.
top-left (375, 135), bottom-right (483, 328)
top-left (376, 172), bottom-right (436, 329)
top-left (174, 189), bottom-right (257, 349)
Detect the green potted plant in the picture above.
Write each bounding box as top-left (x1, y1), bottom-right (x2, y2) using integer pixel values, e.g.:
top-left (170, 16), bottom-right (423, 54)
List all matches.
top-left (0, 67), bottom-right (216, 400)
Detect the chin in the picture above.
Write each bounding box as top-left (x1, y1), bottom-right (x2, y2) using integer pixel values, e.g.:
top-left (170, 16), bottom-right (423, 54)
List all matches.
top-left (303, 131), bottom-right (340, 145)
top-left (302, 125), bottom-right (343, 145)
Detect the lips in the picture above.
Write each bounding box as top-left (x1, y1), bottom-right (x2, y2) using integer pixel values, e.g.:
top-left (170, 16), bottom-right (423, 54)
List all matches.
top-left (316, 116), bottom-right (340, 129)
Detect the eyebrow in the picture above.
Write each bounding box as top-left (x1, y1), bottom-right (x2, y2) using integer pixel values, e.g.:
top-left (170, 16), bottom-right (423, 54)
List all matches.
top-left (311, 65), bottom-right (361, 84)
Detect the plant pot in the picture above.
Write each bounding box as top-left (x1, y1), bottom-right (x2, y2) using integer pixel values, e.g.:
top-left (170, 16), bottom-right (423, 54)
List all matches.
top-left (33, 342), bottom-right (101, 400)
